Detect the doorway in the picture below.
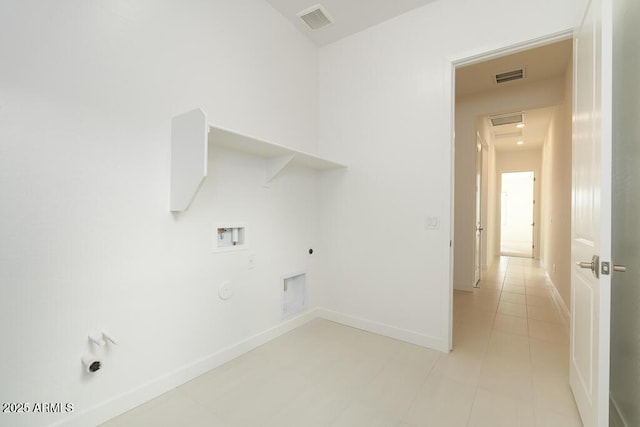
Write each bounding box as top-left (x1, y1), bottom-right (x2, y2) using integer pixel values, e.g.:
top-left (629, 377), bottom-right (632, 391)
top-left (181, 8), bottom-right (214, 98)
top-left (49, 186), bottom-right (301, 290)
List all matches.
top-left (449, 37), bottom-right (578, 422)
top-left (452, 37), bottom-right (572, 295)
top-left (450, 34), bottom-right (574, 346)
top-left (499, 171), bottom-right (534, 257)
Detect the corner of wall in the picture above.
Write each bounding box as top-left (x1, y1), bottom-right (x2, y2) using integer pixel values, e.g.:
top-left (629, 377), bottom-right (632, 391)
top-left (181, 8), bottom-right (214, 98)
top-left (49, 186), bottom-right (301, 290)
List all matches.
top-left (316, 308), bottom-right (449, 353)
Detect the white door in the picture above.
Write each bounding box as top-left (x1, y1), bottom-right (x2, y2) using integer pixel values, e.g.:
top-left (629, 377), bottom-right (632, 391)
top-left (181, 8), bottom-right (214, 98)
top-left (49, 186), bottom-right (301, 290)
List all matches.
top-left (474, 137), bottom-right (482, 285)
top-left (570, 0), bottom-right (613, 425)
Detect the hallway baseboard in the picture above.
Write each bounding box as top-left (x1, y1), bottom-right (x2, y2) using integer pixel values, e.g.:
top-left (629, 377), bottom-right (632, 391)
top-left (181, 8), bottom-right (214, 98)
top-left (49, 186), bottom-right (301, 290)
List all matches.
top-left (545, 271), bottom-right (571, 325)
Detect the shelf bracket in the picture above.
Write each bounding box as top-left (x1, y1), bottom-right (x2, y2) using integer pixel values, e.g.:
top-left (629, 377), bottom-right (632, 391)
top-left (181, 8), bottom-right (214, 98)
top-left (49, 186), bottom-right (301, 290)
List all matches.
top-left (266, 154), bottom-right (296, 183)
top-left (170, 108), bottom-right (208, 212)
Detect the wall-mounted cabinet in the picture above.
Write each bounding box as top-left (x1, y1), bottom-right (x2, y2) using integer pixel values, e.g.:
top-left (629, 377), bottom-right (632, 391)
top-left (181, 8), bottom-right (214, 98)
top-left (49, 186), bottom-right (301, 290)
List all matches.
top-left (170, 108), bottom-right (347, 212)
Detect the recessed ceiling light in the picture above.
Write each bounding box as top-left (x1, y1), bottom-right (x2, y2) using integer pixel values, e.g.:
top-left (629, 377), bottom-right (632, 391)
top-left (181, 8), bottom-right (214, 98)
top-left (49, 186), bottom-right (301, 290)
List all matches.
top-left (516, 123), bottom-right (525, 128)
top-left (517, 141), bottom-right (524, 145)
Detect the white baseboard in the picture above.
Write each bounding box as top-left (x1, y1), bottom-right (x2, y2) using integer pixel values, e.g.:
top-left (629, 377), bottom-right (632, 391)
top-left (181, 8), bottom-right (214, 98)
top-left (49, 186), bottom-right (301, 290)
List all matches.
top-left (51, 306), bottom-right (448, 427)
top-left (50, 308), bottom-right (319, 427)
top-left (544, 272), bottom-right (570, 325)
top-left (317, 307), bottom-right (448, 353)
top-left (453, 282), bottom-right (476, 292)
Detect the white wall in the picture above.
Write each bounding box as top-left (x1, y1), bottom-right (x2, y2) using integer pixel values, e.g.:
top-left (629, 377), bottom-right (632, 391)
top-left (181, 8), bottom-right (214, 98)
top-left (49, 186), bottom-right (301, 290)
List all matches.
top-left (540, 64), bottom-right (573, 307)
top-left (478, 119), bottom-right (498, 267)
top-left (0, 1), bottom-right (322, 426)
top-left (317, 0), bottom-right (584, 345)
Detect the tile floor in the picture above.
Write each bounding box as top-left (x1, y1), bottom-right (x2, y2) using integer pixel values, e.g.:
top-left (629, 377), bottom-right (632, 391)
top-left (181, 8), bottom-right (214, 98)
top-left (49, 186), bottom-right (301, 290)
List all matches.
top-left (101, 257), bottom-right (582, 427)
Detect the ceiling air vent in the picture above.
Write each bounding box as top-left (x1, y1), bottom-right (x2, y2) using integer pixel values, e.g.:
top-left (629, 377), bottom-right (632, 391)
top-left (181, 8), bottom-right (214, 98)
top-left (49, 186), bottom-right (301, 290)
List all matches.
top-left (490, 112), bottom-right (524, 127)
top-left (297, 4), bottom-right (333, 30)
top-left (495, 68), bottom-right (525, 84)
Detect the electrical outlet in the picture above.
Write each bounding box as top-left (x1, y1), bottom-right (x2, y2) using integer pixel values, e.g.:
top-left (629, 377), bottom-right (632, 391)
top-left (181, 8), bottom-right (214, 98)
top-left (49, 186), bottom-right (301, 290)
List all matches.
top-left (248, 253), bottom-right (256, 270)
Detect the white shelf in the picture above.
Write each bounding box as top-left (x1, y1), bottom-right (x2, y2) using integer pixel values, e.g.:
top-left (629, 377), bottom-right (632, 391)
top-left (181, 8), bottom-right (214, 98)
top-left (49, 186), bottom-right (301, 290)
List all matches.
top-left (170, 108), bottom-right (347, 212)
top-left (209, 126), bottom-right (347, 178)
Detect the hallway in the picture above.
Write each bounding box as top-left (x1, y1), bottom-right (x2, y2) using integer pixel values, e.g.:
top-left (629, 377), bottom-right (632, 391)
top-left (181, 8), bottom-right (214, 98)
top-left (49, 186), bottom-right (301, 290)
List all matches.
top-left (453, 256), bottom-right (581, 425)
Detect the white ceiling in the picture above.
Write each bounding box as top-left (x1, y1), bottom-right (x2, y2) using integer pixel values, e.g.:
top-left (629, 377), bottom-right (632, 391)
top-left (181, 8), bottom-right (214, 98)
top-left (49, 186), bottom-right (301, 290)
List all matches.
top-left (264, 0), bottom-right (440, 46)
top-left (456, 39), bottom-right (573, 98)
top-left (484, 106), bottom-right (558, 152)
top-left (457, 40), bottom-right (572, 152)
top-left (263, 1), bottom-right (572, 152)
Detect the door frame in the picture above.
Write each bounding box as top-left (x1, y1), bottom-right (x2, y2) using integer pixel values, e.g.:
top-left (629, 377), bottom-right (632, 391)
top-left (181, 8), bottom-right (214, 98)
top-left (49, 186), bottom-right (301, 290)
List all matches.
top-left (474, 133), bottom-right (484, 286)
top-left (445, 29), bottom-right (573, 350)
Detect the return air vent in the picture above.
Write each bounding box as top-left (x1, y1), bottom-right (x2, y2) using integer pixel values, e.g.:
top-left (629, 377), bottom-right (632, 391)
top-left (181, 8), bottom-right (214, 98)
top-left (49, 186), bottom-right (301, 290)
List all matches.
top-left (490, 112), bottom-right (524, 127)
top-left (495, 68), bottom-right (525, 84)
top-left (297, 4), bottom-right (333, 30)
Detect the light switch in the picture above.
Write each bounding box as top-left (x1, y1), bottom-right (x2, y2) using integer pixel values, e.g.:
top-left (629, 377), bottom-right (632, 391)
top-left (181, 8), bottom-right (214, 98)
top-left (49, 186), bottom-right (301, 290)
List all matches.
top-left (425, 216), bottom-right (440, 230)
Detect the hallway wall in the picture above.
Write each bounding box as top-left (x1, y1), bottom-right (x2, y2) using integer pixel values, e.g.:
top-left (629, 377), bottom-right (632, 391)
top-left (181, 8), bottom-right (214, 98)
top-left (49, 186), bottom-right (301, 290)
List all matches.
top-left (540, 64), bottom-right (573, 308)
top-left (478, 119), bottom-right (498, 270)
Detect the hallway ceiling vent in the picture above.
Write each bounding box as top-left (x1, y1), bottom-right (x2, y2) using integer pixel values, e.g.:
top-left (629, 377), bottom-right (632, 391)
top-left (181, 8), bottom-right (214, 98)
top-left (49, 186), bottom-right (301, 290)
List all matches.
top-left (495, 67), bottom-right (526, 84)
top-left (490, 112), bottom-right (524, 127)
top-left (297, 4), bottom-right (333, 30)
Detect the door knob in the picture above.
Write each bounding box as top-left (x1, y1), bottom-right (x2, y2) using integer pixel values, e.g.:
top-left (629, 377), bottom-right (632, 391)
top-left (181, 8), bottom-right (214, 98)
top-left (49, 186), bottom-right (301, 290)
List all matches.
top-left (576, 255), bottom-right (600, 278)
top-left (600, 261), bottom-right (627, 275)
